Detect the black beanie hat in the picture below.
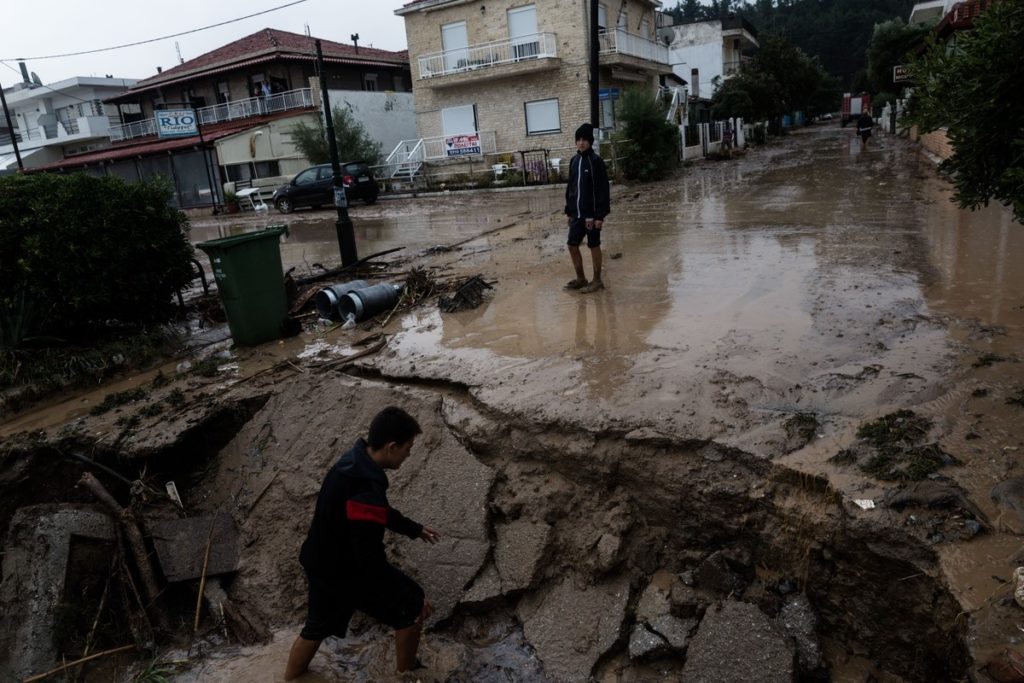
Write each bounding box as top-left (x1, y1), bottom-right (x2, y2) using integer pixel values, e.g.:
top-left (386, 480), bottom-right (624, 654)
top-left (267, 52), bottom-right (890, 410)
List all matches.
top-left (574, 123), bottom-right (594, 143)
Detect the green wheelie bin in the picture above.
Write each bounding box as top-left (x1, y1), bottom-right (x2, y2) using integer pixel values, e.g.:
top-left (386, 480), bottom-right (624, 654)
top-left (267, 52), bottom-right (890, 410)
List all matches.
top-left (197, 225), bottom-right (289, 346)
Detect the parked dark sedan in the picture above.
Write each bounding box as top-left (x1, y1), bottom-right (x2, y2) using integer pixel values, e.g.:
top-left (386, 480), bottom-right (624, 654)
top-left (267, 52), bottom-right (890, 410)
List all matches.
top-left (272, 161), bottom-right (378, 213)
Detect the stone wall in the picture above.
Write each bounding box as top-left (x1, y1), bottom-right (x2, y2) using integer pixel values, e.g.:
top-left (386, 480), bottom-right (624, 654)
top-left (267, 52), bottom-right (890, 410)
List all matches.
top-left (400, 0), bottom-right (661, 155)
top-left (914, 126), bottom-right (953, 161)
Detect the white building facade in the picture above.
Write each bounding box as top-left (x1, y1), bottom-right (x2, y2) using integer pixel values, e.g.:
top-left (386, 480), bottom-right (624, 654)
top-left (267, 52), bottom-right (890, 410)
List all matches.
top-left (657, 16), bottom-right (758, 99)
top-left (0, 74), bottom-right (137, 173)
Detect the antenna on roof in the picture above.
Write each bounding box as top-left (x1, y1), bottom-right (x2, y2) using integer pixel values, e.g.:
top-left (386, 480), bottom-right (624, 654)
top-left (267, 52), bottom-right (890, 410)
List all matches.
top-left (175, 41), bottom-right (184, 64)
top-left (304, 23), bottom-right (311, 37)
top-left (351, 33), bottom-right (359, 54)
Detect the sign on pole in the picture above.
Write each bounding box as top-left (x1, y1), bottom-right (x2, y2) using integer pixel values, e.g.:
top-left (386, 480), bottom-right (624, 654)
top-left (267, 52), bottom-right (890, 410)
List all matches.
top-left (444, 133), bottom-right (482, 157)
top-left (156, 109), bottom-right (199, 138)
top-left (893, 65), bottom-right (912, 84)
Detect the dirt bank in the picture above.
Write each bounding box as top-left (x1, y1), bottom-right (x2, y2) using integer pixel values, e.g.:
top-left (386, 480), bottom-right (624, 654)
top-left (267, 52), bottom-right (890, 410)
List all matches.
top-left (3, 126), bottom-right (1023, 682)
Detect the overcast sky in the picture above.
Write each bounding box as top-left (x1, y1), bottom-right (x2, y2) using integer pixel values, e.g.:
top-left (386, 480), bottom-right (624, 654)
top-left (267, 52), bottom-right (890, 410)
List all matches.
top-left (1, 0), bottom-right (411, 86)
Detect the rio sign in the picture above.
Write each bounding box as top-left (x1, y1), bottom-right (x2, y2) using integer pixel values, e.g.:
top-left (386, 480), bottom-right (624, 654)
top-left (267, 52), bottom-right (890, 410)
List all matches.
top-left (156, 109), bottom-right (199, 138)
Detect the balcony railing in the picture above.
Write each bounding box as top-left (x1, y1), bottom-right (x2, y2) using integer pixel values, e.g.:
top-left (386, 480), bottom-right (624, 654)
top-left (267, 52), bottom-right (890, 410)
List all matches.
top-left (109, 87), bottom-right (313, 142)
top-left (383, 131), bottom-right (498, 177)
top-left (723, 56), bottom-right (753, 76)
top-left (110, 118), bottom-right (158, 141)
top-left (599, 28), bottom-right (670, 64)
top-left (418, 33), bottom-right (557, 79)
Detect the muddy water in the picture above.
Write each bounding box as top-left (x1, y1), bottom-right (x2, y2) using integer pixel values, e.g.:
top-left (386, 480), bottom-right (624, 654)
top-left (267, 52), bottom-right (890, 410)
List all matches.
top-left (9, 127), bottom-right (1023, 682)
top-left (188, 189), bottom-right (565, 277)
top-left (378, 129), bottom-right (960, 447)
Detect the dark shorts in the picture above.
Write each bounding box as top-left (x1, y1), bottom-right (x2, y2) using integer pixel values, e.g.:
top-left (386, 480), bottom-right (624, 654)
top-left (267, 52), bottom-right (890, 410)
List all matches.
top-left (567, 217), bottom-right (601, 248)
top-left (299, 566), bottom-right (424, 641)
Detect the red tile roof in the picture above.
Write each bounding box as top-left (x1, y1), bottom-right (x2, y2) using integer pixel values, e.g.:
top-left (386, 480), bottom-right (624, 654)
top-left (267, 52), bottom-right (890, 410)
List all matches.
top-left (122, 28), bottom-right (408, 95)
top-left (936, 0), bottom-right (1000, 37)
top-left (30, 109), bottom-right (308, 171)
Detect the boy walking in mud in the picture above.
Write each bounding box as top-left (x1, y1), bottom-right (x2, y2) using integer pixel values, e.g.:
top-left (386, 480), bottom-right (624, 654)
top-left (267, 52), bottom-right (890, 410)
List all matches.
top-left (564, 122), bottom-right (611, 293)
top-left (857, 110), bottom-right (874, 148)
top-left (284, 406), bottom-right (441, 679)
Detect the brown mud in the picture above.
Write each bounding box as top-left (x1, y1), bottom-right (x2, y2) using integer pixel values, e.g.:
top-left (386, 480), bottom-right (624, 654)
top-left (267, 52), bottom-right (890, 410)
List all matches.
top-left (2, 126), bottom-right (1023, 682)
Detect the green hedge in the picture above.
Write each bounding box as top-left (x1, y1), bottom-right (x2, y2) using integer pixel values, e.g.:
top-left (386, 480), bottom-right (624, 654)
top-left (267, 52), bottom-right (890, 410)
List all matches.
top-left (0, 173), bottom-right (194, 347)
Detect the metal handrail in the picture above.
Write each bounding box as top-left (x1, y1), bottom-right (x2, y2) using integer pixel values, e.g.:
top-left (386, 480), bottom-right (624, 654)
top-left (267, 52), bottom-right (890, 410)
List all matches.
top-left (383, 138), bottom-right (426, 178)
top-left (418, 32), bottom-right (558, 79)
top-left (598, 28), bottom-right (670, 64)
top-left (108, 87), bottom-right (313, 142)
top-left (382, 132), bottom-right (500, 178)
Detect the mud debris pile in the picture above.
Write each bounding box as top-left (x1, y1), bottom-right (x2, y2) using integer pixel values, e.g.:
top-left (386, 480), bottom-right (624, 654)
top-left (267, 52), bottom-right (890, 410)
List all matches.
top-left (1, 373), bottom-right (977, 681)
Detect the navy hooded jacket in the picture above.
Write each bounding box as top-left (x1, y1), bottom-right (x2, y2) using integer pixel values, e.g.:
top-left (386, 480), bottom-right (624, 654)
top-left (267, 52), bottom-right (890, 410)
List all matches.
top-left (565, 149), bottom-right (611, 220)
top-left (299, 439), bottom-right (423, 586)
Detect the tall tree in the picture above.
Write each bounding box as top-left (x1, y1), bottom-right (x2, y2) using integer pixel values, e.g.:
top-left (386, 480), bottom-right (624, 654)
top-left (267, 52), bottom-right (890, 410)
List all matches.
top-left (712, 33), bottom-right (834, 120)
top-left (289, 106), bottom-right (383, 166)
top-left (866, 18), bottom-right (928, 95)
top-left (905, 2), bottom-right (1024, 223)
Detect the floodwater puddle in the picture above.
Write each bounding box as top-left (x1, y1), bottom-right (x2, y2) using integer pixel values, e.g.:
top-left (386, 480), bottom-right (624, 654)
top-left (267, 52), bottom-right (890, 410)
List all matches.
top-left (5, 128), bottom-right (1024, 683)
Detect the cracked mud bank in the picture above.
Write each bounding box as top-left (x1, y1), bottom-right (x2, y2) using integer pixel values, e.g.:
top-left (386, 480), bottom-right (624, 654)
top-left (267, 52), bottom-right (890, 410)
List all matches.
top-left (3, 126), bottom-right (1024, 682)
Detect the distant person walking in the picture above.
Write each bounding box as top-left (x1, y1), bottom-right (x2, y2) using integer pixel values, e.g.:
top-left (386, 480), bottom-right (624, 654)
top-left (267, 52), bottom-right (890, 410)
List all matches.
top-left (564, 123), bottom-right (611, 293)
top-left (284, 407), bottom-right (441, 679)
top-left (857, 110), bottom-right (874, 148)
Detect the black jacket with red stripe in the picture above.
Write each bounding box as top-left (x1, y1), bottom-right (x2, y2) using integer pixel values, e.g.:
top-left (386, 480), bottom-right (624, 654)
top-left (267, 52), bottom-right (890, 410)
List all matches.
top-left (299, 438), bottom-right (423, 584)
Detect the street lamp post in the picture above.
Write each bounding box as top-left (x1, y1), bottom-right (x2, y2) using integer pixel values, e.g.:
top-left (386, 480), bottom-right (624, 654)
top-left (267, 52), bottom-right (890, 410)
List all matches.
top-left (590, 0), bottom-right (600, 137)
top-left (0, 80), bottom-right (25, 171)
top-left (316, 39), bottom-right (358, 267)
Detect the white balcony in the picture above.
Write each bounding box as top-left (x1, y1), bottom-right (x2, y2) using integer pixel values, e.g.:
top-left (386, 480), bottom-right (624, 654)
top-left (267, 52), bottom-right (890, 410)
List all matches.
top-left (418, 33), bottom-right (558, 81)
top-left (599, 29), bottom-right (671, 68)
top-left (108, 88), bottom-right (313, 142)
top-left (723, 56), bottom-right (753, 76)
top-left (0, 116), bottom-right (112, 152)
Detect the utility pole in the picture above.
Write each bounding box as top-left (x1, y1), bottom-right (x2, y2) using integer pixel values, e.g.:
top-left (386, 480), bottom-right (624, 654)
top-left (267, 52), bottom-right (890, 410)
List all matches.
top-left (0, 80), bottom-right (24, 171)
top-left (590, 0), bottom-right (600, 136)
top-left (316, 39), bottom-right (358, 266)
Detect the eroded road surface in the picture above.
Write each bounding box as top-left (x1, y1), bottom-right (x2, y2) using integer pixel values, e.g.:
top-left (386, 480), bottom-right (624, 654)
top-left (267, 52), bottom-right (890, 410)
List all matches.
top-left (3, 126), bottom-right (1024, 683)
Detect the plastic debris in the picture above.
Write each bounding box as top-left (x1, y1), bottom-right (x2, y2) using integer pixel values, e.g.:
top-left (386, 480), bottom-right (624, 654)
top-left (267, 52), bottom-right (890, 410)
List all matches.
top-left (341, 313), bottom-right (357, 329)
top-left (853, 499), bottom-right (876, 510)
top-left (439, 275), bottom-right (494, 313)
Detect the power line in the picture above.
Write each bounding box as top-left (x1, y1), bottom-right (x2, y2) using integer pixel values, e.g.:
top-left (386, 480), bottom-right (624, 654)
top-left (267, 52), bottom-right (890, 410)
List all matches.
top-left (0, 60), bottom-right (95, 103)
top-left (1, 0), bottom-right (311, 61)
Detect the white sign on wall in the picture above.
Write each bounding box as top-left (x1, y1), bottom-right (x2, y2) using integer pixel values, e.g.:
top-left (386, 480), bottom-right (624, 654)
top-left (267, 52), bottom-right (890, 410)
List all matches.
top-left (156, 109), bottom-right (198, 138)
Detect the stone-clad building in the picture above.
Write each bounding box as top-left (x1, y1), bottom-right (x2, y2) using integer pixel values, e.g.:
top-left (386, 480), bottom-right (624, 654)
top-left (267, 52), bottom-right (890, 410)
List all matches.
top-left (394, 0), bottom-right (671, 168)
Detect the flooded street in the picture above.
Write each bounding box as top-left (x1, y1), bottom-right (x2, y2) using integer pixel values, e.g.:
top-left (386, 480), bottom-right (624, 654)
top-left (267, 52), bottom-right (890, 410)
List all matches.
top-left (4, 125), bottom-right (1023, 682)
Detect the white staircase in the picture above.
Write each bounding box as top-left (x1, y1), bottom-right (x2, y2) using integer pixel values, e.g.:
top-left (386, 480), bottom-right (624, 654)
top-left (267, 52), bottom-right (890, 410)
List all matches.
top-left (384, 139), bottom-right (426, 180)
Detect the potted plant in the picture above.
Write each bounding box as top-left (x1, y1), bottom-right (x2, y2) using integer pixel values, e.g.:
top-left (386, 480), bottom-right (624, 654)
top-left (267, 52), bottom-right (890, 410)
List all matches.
top-left (223, 189), bottom-right (240, 213)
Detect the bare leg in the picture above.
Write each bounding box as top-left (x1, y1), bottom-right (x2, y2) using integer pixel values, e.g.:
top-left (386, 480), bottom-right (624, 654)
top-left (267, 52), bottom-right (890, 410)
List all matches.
top-left (395, 621), bottom-right (423, 672)
top-left (590, 246), bottom-right (602, 283)
top-left (284, 636), bottom-right (321, 680)
top-left (568, 244), bottom-right (586, 281)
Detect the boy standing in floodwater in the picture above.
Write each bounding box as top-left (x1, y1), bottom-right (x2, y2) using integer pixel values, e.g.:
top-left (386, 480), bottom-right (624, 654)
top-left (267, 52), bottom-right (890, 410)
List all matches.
top-left (284, 406), bottom-right (441, 679)
top-left (564, 122), bottom-right (611, 293)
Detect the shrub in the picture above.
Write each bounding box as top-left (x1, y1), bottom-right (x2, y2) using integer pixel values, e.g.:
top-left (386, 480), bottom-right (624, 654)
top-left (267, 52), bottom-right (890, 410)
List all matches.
top-left (0, 173), bottom-right (194, 348)
top-left (290, 106), bottom-right (383, 166)
top-left (616, 87), bottom-right (679, 182)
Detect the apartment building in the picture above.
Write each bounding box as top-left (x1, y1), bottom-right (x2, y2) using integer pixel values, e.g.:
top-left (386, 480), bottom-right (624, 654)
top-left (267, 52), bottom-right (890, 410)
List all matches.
top-left (394, 0), bottom-right (671, 167)
top-left (657, 15), bottom-right (758, 100)
top-left (0, 70), bottom-right (137, 174)
top-left (32, 29), bottom-right (414, 208)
